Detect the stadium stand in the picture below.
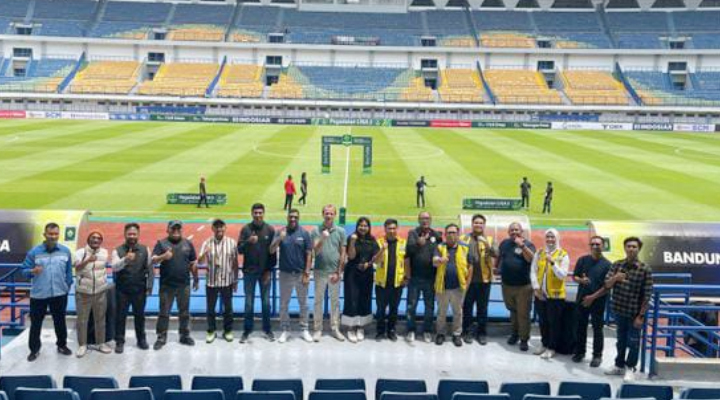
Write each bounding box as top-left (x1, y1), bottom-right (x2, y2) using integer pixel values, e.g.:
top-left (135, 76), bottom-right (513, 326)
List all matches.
top-left (400, 75), bottom-right (434, 102)
top-left (438, 69), bottom-right (485, 103)
top-left (90, 1), bottom-right (171, 39)
top-left (0, 58), bottom-right (75, 93)
top-left (216, 64), bottom-right (265, 98)
top-left (168, 4), bottom-right (233, 42)
top-left (229, 5), bottom-right (281, 43)
top-left (484, 69), bottom-right (563, 104)
top-left (285, 65), bottom-right (412, 101)
top-left (426, 11), bottom-right (476, 47)
top-left (0, 0), bottom-right (30, 18)
top-left (32, 0), bottom-right (96, 38)
top-left (268, 71), bottom-right (305, 100)
top-left (137, 62), bottom-right (218, 97)
top-left (606, 12), bottom-right (669, 49)
top-left (480, 32), bottom-right (536, 48)
top-left (69, 60), bottom-right (141, 94)
top-left (561, 70), bottom-right (629, 105)
top-left (624, 70), bottom-right (720, 106)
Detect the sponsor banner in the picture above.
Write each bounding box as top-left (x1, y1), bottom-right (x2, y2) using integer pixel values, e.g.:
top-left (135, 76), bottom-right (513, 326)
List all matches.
top-left (473, 121), bottom-right (509, 128)
top-left (552, 121), bottom-right (633, 131)
top-left (311, 118), bottom-right (392, 127)
top-left (26, 111), bottom-right (47, 119)
top-left (0, 210), bottom-right (88, 264)
top-left (392, 120), bottom-right (430, 127)
top-left (167, 193), bottom-right (227, 205)
top-left (60, 112), bottom-right (109, 120)
top-left (673, 123), bottom-right (715, 133)
top-left (430, 120), bottom-right (472, 128)
top-left (462, 198), bottom-right (523, 211)
top-left (510, 122), bottom-right (552, 129)
top-left (231, 116), bottom-right (272, 124)
top-left (0, 110), bottom-right (26, 119)
top-left (110, 113), bottom-right (150, 121)
top-left (151, 114), bottom-right (231, 123)
top-left (137, 106), bottom-right (206, 115)
top-left (633, 123), bottom-right (673, 131)
top-left (273, 117), bottom-right (310, 125)
top-left (716, 124), bottom-right (720, 132)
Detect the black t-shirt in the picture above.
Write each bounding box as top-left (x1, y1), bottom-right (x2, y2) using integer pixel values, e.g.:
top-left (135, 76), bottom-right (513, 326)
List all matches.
top-left (238, 222), bottom-right (276, 274)
top-left (498, 238), bottom-right (535, 286)
top-left (521, 181), bottom-right (531, 196)
top-left (416, 180), bottom-right (426, 194)
top-left (545, 186), bottom-right (553, 200)
top-left (386, 239), bottom-right (398, 287)
top-left (573, 254), bottom-right (611, 301)
top-left (154, 238), bottom-right (197, 288)
top-left (347, 236), bottom-right (379, 272)
top-left (407, 227), bottom-right (442, 281)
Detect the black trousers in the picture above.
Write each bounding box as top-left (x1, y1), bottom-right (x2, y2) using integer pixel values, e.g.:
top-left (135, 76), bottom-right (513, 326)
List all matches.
top-left (522, 194), bottom-right (530, 208)
top-left (543, 198), bottom-right (552, 214)
top-left (198, 194), bottom-right (209, 208)
top-left (284, 194), bottom-right (294, 210)
top-left (299, 190), bottom-right (307, 205)
top-left (376, 285), bottom-right (402, 334)
top-left (535, 298), bottom-right (564, 350)
top-left (462, 282), bottom-right (491, 336)
top-left (29, 295), bottom-right (68, 353)
top-left (115, 288), bottom-right (147, 345)
top-left (207, 285), bottom-right (234, 333)
top-left (417, 192), bottom-right (425, 208)
top-left (575, 297), bottom-right (607, 357)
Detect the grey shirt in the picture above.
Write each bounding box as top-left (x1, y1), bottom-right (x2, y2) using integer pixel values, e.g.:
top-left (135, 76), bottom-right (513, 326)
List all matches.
top-left (311, 224), bottom-right (346, 275)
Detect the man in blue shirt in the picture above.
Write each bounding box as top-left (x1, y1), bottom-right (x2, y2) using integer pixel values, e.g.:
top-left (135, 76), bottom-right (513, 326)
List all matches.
top-left (21, 222), bottom-right (74, 362)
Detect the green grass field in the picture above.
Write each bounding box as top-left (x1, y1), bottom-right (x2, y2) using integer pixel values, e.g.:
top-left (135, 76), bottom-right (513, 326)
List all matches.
top-left (1, 119), bottom-right (720, 226)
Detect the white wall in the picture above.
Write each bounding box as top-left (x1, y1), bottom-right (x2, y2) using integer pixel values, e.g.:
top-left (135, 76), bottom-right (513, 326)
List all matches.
top-left (87, 43), bottom-right (134, 60)
top-left (566, 55), bottom-right (614, 70)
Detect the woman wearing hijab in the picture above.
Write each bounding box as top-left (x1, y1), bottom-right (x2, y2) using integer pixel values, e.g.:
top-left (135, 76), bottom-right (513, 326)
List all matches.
top-left (530, 228), bottom-right (570, 359)
top-left (74, 231), bottom-right (111, 357)
top-left (342, 217), bottom-right (381, 343)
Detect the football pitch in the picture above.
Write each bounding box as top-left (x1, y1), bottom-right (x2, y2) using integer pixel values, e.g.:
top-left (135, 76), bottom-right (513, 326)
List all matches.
top-left (1, 119), bottom-right (720, 227)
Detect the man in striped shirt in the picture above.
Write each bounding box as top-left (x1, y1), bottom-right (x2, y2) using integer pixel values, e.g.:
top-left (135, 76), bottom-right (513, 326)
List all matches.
top-left (199, 219), bottom-right (239, 343)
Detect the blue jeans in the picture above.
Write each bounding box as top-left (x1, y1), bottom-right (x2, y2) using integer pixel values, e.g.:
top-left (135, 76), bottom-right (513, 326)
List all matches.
top-left (615, 315), bottom-right (642, 369)
top-left (406, 278), bottom-right (435, 334)
top-left (243, 272), bottom-right (271, 333)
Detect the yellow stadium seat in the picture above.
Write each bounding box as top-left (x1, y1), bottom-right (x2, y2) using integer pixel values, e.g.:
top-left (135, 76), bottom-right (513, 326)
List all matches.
top-left (138, 63), bottom-right (218, 97)
top-left (484, 69), bottom-right (563, 104)
top-left (70, 61), bottom-right (140, 94)
top-left (438, 69), bottom-right (484, 103)
top-left (561, 70), bottom-right (629, 105)
top-left (217, 64), bottom-right (265, 98)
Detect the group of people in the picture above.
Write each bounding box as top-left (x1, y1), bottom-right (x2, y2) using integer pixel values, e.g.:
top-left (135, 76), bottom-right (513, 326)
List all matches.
top-left (520, 177), bottom-right (554, 214)
top-left (22, 208), bottom-right (653, 381)
top-left (283, 173), bottom-right (308, 211)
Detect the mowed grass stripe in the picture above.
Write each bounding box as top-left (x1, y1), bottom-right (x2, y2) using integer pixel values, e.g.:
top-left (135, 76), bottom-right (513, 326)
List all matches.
top-left (0, 120), bottom-right (85, 138)
top-left (47, 124), bottom-right (255, 212)
top-left (477, 129), bottom-right (719, 220)
top-left (0, 123), bottom-right (213, 208)
top-left (600, 130), bottom-right (720, 166)
top-left (520, 129), bottom-right (720, 209)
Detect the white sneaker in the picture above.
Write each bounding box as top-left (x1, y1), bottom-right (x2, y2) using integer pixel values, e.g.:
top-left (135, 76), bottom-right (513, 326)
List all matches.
top-left (541, 349), bottom-right (555, 359)
top-left (357, 328), bottom-right (365, 342)
top-left (604, 366), bottom-right (626, 376)
top-left (534, 346), bottom-right (548, 356)
top-left (423, 333), bottom-right (433, 343)
top-left (347, 329), bottom-right (358, 343)
top-left (76, 346), bottom-right (87, 358)
top-left (278, 331), bottom-right (289, 344)
top-left (406, 332), bottom-right (415, 342)
top-left (98, 344), bottom-right (112, 354)
top-left (332, 329), bottom-right (346, 342)
top-left (301, 330), bottom-right (313, 343)
top-left (623, 369), bottom-right (636, 381)
top-left (313, 331), bottom-right (322, 342)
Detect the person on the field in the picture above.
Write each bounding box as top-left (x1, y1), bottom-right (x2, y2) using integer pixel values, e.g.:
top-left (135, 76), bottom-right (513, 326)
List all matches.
top-left (462, 214), bottom-right (496, 345)
top-left (572, 235), bottom-right (611, 367)
top-left (520, 177), bottom-right (531, 210)
top-left (271, 208), bottom-right (313, 343)
top-left (74, 231), bottom-right (111, 357)
top-left (343, 217), bottom-right (381, 343)
top-left (22, 222), bottom-right (74, 362)
top-left (311, 204), bottom-right (347, 342)
top-left (284, 175), bottom-right (296, 211)
top-left (198, 176), bottom-right (209, 208)
top-left (299, 172), bottom-right (308, 206)
top-left (416, 176), bottom-right (430, 208)
top-left (406, 211), bottom-right (443, 343)
top-left (238, 203), bottom-right (275, 343)
top-left (152, 220), bottom-right (199, 350)
top-left (495, 222), bottom-right (535, 352)
top-left (603, 237), bottom-right (653, 381)
top-left (542, 182), bottom-right (553, 214)
top-left (531, 228), bottom-right (569, 359)
top-left (111, 223), bottom-right (153, 354)
top-left (375, 219), bottom-right (407, 342)
top-left (200, 219), bottom-right (238, 344)
top-left (433, 223), bottom-right (471, 347)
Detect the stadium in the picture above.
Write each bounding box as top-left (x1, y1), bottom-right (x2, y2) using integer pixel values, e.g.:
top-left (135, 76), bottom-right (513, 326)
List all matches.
top-left (0, 0), bottom-right (719, 399)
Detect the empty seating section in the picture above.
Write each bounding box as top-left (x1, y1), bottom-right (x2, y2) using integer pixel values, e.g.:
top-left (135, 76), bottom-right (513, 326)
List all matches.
top-left (0, 58), bottom-right (75, 93)
top-left (70, 61), bottom-right (140, 94)
top-left (91, 1), bottom-right (170, 39)
top-left (561, 70), bottom-right (629, 105)
top-left (484, 70), bottom-right (563, 104)
top-left (606, 12), bottom-right (668, 49)
top-left (481, 33), bottom-right (536, 48)
top-left (268, 72), bottom-right (304, 100)
top-left (533, 12), bottom-right (611, 49)
top-left (217, 64), bottom-right (264, 98)
top-left (426, 11), bottom-right (475, 47)
top-left (673, 11), bottom-right (720, 32)
top-left (473, 11), bottom-right (533, 32)
top-left (62, 376), bottom-right (119, 400)
top-left (401, 76), bottom-right (434, 102)
top-left (626, 70), bottom-right (720, 105)
top-left (439, 69), bottom-right (484, 103)
top-left (138, 63), bottom-right (218, 97)
top-left (230, 6), bottom-right (280, 42)
top-left (288, 65), bottom-right (410, 101)
top-left (0, 0), bottom-right (30, 18)
top-left (34, 0), bottom-right (95, 20)
top-left (169, 4), bottom-right (233, 42)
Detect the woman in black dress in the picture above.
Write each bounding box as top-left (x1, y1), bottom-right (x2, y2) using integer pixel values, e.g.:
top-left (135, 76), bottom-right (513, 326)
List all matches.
top-left (299, 172), bottom-right (308, 205)
top-left (342, 217), bottom-right (381, 342)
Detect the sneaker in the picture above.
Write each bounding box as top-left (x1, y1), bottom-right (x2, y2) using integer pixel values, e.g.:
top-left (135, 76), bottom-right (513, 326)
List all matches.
top-left (572, 354), bottom-right (585, 363)
top-left (137, 340), bottom-right (149, 350)
top-left (541, 349), bottom-right (555, 359)
top-left (76, 346), bottom-right (88, 358)
top-left (507, 334), bottom-right (519, 345)
top-left (604, 366), bottom-right (626, 376)
top-left (357, 328), bottom-right (365, 342)
top-left (519, 340), bottom-right (529, 352)
top-left (375, 332), bottom-right (386, 341)
top-left (406, 332), bottom-right (415, 342)
top-left (590, 357), bottom-right (603, 368)
top-left (452, 335), bottom-right (463, 347)
top-left (534, 346), bottom-right (548, 356)
top-left (435, 334), bottom-right (445, 345)
top-left (239, 332), bottom-right (250, 344)
top-left (388, 331), bottom-right (398, 342)
top-left (223, 331), bottom-right (234, 342)
top-left (347, 329), bottom-right (358, 343)
top-left (477, 335), bottom-right (488, 345)
top-left (423, 332), bottom-right (433, 343)
top-left (115, 343), bottom-right (125, 354)
top-left (332, 329), bottom-right (346, 342)
top-left (312, 330), bottom-right (322, 342)
top-left (153, 341), bottom-right (165, 351)
top-left (98, 344), bottom-right (112, 354)
top-left (623, 369), bottom-right (636, 381)
top-left (278, 331), bottom-right (290, 344)
top-left (206, 331), bottom-right (217, 344)
top-left (463, 332), bottom-right (474, 344)
top-left (58, 346), bottom-right (72, 356)
top-left (265, 331), bottom-right (276, 342)
top-left (27, 352), bottom-right (39, 362)
top-left (179, 336), bottom-right (195, 346)
top-left (301, 330), bottom-right (313, 343)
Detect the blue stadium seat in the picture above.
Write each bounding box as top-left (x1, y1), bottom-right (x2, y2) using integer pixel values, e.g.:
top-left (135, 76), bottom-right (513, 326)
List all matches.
top-left (680, 388), bottom-right (720, 399)
top-left (0, 376), bottom-right (57, 400)
top-left (15, 389), bottom-right (80, 400)
top-left (129, 376), bottom-right (182, 400)
top-left (163, 390), bottom-right (224, 400)
top-left (558, 382), bottom-right (612, 400)
top-left (618, 385), bottom-right (673, 400)
top-left (381, 393), bottom-right (438, 400)
top-left (192, 377), bottom-right (244, 400)
top-left (314, 380), bottom-right (365, 391)
top-left (376, 380), bottom-right (428, 400)
top-left (499, 383), bottom-right (551, 400)
top-left (252, 380), bottom-right (304, 400)
top-left (523, 395), bottom-right (581, 400)
top-left (452, 395), bottom-right (510, 400)
top-left (0, 392), bottom-right (7, 400)
top-left (236, 391), bottom-right (296, 400)
top-left (438, 380), bottom-right (489, 400)
top-left (64, 376), bottom-right (119, 400)
top-left (90, 388), bottom-right (153, 400)
top-left (308, 391), bottom-right (366, 400)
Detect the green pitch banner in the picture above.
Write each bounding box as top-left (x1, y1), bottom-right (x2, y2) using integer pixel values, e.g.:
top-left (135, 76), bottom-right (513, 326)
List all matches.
top-left (462, 198), bottom-right (523, 210)
top-left (312, 118), bottom-right (392, 127)
top-left (167, 193), bottom-right (227, 205)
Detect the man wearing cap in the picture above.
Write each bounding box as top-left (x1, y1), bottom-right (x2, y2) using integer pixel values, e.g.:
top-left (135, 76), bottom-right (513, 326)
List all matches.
top-left (152, 220), bottom-right (199, 350)
top-left (199, 219), bottom-right (238, 344)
